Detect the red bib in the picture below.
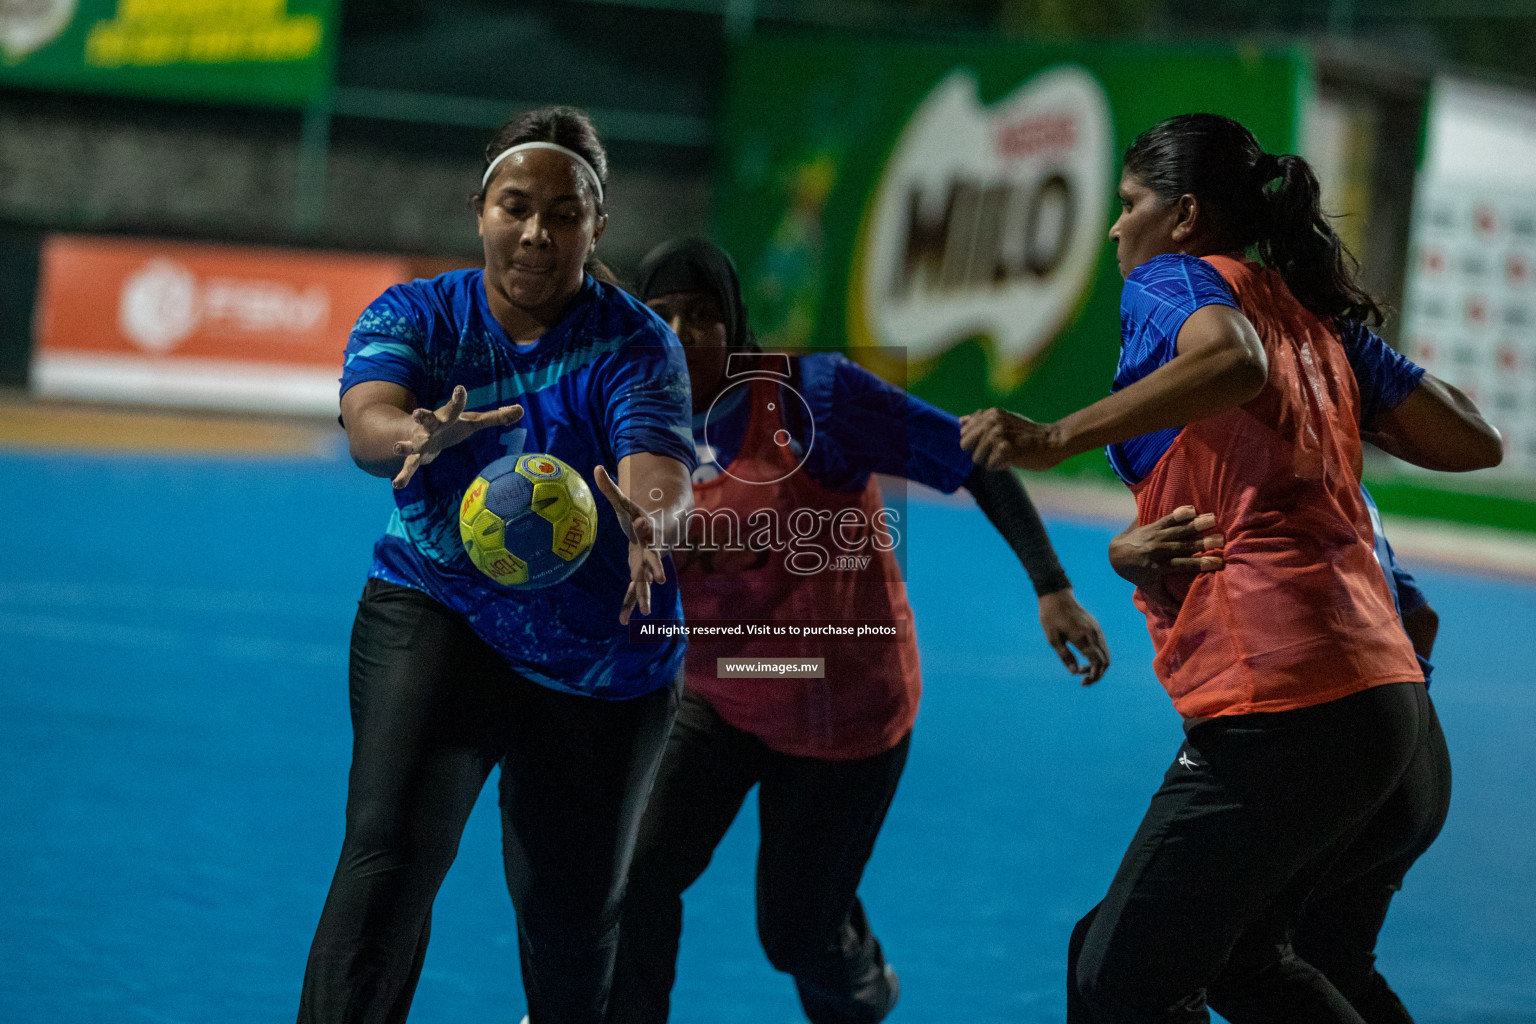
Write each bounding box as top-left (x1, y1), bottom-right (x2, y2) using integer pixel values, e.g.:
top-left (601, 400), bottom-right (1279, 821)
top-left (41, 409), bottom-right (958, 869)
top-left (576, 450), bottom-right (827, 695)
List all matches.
top-left (1132, 256), bottom-right (1422, 719)
top-left (678, 375), bottom-right (921, 759)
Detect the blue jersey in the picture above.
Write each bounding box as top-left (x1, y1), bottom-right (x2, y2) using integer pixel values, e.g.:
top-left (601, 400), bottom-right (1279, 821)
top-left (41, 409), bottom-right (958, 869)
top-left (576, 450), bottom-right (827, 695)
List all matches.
top-left (1361, 486), bottom-right (1434, 683)
top-left (1107, 255), bottom-right (1241, 485)
top-left (1339, 319), bottom-right (1426, 430)
top-left (341, 270), bottom-right (696, 699)
top-left (690, 352), bottom-right (975, 493)
top-left (1106, 254), bottom-right (1425, 485)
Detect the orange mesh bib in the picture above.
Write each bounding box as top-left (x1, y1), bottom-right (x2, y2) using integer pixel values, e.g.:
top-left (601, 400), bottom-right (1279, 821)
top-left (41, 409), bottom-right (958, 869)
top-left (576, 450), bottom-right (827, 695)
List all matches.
top-left (1131, 256), bottom-right (1422, 718)
top-left (678, 375), bottom-right (921, 759)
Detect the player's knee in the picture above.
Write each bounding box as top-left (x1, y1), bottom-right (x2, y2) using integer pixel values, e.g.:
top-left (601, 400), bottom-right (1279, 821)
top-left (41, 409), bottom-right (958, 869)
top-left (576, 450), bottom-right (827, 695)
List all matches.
top-left (340, 799), bottom-right (459, 877)
top-left (1067, 905), bottom-right (1102, 1002)
top-left (1073, 950), bottom-right (1107, 1013)
top-left (758, 933), bottom-right (807, 975)
top-left (756, 915), bottom-right (816, 975)
top-left (525, 881), bottom-right (624, 944)
top-left (1071, 927), bottom-right (1130, 1017)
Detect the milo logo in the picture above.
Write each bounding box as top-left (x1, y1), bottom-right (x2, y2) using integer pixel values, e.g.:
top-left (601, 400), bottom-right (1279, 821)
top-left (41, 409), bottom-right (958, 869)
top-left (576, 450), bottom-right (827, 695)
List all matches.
top-left (852, 66), bottom-right (1113, 386)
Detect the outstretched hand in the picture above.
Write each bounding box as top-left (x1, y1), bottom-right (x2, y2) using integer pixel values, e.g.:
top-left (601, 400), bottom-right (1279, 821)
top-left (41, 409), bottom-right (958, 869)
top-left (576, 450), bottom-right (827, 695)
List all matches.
top-left (1106, 505), bottom-right (1224, 612)
top-left (593, 464), bottom-right (666, 625)
top-left (1038, 589), bottom-right (1111, 685)
top-left (959, 408), bottom-right (1064, 471)
top-left (391, 385), bottom-right (524, 490)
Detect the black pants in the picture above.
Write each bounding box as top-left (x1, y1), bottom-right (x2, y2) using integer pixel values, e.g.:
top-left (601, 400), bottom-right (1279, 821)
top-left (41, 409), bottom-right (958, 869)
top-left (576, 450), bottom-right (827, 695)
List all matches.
top-left (607, 690), bottom-right (908, 1024)
top-left (298, 579), bottom-right (679, 1024)
top-left (1068, 681), bottom-right (1428, 1024)
top-left (1280, 697), bottom-right (1451, 1024)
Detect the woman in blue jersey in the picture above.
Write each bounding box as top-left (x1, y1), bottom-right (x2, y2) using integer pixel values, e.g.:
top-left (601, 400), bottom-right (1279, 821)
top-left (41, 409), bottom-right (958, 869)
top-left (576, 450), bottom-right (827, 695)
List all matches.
top-left (606, 239), bottom-right (1109, 1024)
top-left (298, 107), bottom-right (696, 1024)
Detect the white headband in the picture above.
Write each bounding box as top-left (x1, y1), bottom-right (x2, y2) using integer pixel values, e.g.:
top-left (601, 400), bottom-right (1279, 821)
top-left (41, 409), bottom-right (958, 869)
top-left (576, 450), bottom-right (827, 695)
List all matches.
top-left (480, 141), bottom-right (604, 205)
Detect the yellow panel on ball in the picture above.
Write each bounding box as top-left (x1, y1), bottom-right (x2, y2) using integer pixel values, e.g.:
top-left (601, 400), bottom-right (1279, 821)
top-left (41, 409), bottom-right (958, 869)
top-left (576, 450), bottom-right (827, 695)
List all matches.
top-left (530, 480), bottom-right (571, 524)
top-left (460, 475), bottom-right (490, 523)
top-left (479, 547), bottom-right (529, 586)
top-left (552, 508), bottom-right (594, 562)
top-left (471, 508), bottom-right (505, 548)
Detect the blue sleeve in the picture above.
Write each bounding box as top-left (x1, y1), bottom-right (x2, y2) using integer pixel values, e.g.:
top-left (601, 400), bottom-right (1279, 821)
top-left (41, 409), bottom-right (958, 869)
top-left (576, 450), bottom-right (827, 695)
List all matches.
top-left (804, 354), bottom-right (974, 494)
top-left (601, 322), bottom-right (697, 471)
top-left (1105, 255), bottom-right (1240, 484)
top-left (1338, 320), bottom-right (1426, 429)
top-left (1114, 254), bottom-right (1241, 391)
top-left (1391, 562), bottom-right (1428, 619)
top-left (341, 284), bottom-right (431, 400)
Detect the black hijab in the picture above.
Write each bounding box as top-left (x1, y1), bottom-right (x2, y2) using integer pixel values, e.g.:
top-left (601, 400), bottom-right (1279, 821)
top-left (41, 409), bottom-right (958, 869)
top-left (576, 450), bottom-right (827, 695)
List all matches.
top-left (634, 238), bottom-right (756, 351)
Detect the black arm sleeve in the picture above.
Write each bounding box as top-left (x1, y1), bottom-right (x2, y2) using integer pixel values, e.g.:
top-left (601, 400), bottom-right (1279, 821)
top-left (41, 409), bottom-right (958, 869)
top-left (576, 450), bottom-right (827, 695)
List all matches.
top-left (963, 466), bottom-right (1072, 597)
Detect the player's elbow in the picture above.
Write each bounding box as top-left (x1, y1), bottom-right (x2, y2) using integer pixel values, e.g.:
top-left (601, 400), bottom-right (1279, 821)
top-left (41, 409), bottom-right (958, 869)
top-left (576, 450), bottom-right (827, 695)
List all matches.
top-left (1433, 420), bottom-right (1506, 472)
top-left (1468, 422), bottom-right (1504, 469)
top-left (1214, 342), bottom-right (1268, 405)
top-left (348, 436), bottom-right (404, 479)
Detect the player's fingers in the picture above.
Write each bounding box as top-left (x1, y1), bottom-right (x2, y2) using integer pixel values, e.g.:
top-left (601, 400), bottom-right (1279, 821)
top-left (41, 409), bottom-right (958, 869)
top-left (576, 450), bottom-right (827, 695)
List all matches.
top-left (593, 462), bottom-right (615, 491)
top-left (1050, 636), bottom-right (1083, 675)
top-left (443, 385), bottom-right (468, 421)
top-left (593, 464), bottom-right (625, 505)
top-left (973, 433), bottom-right (997, 468)
top-left (643, 547), bottom-right (666, 586)
top-left (1169, 555), bottom-right (1224, 571)
top-left (986, 436), bottom-right (1013, 472)
top-left (392, 453), bottom-right (422, 490)
top-left (959, 415), bottom-right (981, 451)
top-left (963, 427), bottom-right (987, 462)
top-left (959, 409), bottom-right (996, 451)
top-left (1156, 505), bottom-right (1198, 527)
top-left (1080, 631), bottom-right (1111, 684)
top-left (593, 466), bottom-right (638, 537)
top-left (631, 511), bottom-right (656, 549)
top-left (460, 404), bottom-right (525, 429)
top-left (975, 431), bottom-right (1008, 471)
top-left (636, 578), bottom-right (652, 617)
top-left (618, 582), bottom-right (639, 625)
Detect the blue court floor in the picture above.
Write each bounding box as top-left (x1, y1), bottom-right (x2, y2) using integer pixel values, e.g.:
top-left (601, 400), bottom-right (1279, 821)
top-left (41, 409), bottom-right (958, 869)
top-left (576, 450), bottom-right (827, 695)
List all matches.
top-left (1, 449), bottom-right (1532, 1024)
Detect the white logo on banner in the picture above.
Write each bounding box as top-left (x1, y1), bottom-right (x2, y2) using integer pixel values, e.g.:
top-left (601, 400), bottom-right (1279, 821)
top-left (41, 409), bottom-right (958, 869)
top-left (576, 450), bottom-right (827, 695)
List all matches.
top-left (857, 66), bottom-right (1112, 382)
top-left (120, 259), bottom-right (199, 353)
top-left (118, 259), bottom-right (331, 354)
top-left (0, 0), bottom-right (76, 62)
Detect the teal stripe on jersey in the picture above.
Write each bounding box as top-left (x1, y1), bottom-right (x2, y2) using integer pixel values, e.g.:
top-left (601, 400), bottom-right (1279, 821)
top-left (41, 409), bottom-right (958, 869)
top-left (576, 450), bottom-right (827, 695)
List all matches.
top-left (461, 330), bottom-right (634, 409)
top-left (346, 340), bottom-right (427, 370)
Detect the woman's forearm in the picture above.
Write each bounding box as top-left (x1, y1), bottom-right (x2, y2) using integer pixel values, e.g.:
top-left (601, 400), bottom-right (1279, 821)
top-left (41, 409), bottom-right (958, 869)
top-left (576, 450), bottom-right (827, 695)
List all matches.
top-left (964, 466), bottom-right (1071, 595)
top-left (346, 404), bottom-right (419, 478)
top-left (340, 381), bottom-right (419, 478)
top-left (619, 452), bottom-right (695, 552)
top-left (1370, 375), bottom-right (1503, 472)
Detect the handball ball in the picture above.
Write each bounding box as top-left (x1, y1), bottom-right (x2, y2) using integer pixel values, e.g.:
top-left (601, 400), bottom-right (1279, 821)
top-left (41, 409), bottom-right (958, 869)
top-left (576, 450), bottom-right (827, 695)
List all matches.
top-left (459, 453), bottom-right (598, 588)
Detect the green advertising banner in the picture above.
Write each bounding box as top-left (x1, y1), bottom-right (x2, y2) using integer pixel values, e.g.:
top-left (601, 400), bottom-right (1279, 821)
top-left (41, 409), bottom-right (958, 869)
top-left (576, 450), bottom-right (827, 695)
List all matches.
top-left (0, 0), bottom-right (337, 108)
top-left (716, 35), bottom-right (1307, 481)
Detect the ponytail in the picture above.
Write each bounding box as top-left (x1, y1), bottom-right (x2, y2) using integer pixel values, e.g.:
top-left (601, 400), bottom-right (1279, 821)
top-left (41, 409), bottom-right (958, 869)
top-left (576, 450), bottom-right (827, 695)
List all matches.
top-left (1124, 114), bottom-right (1383, 326)
top-left (1256, 153), bottom-right (1383, 325)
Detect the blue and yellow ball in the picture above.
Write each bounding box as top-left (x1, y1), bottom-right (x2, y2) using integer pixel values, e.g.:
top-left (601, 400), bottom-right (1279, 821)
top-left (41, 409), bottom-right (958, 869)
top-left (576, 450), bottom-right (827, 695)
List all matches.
top-left (459, 453), bottom-right (598, 588)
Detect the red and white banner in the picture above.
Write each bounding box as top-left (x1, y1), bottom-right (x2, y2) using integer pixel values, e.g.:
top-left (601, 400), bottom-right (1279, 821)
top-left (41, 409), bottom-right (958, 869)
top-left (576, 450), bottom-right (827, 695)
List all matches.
top-left (33, 235), bottom-right (415, 414)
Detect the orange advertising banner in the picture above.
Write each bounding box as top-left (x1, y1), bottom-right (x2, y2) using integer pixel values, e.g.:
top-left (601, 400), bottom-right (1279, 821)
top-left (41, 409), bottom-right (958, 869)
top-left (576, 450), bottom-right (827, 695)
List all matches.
top-left (33, 235), bottom-right (415, 414)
